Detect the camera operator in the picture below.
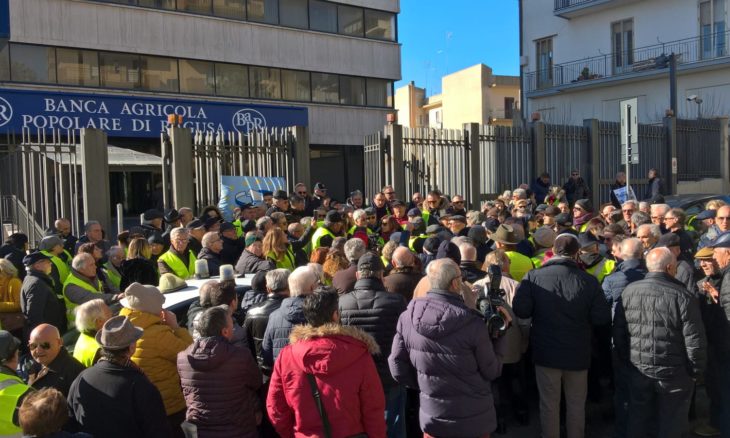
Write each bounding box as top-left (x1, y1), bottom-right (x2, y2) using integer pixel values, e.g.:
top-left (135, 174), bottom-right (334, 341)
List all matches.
top-left (389, 258), bottom-right (511, 438)
top-left (513, 234), bottom-right (611, 438)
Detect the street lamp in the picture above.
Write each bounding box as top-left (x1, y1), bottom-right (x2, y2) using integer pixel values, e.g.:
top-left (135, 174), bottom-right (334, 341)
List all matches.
top-left (687, 95), bottom-right (703, 119)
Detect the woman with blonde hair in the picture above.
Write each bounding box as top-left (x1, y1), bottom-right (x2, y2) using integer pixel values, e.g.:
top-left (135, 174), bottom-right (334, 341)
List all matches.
top-left (0, 258), bottom-right (22, 312)
top-left (263, 228), bottom-right (296, 271)
top-left (119, 237), bottom-right (158, 289)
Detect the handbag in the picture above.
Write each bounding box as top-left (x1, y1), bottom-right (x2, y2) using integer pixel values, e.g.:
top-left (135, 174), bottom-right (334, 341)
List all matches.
top-left (305, 373), bottom-right (367, 438)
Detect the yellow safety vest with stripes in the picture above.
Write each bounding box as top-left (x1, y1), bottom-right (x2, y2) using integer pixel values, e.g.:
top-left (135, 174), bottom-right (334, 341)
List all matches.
top-left (63, 272), bottom-right (104, 327)
top-left (311, 227), bottom-right (336, 252)
top-left (159, 250), bottom-right (197, 279)
top-left (73, 332), bottom-right (101, 368)
top-left (0, 373), bottom-right (31, 435)
top-left (506, 251), bottom-right (534, 282)
top-left (104, 263), bottom-right (122, 290)
top-left (585, 258), bottom-right (616, 284)
top-left (267, 247), bottom-right (296, 271)
top-left (41, 250), bottom-right (70, 284)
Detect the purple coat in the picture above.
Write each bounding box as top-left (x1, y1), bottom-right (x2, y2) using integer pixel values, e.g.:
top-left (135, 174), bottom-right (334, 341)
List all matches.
top-left (177, 336), bottom-right (262, 438)
top-left (388, 290), bottom-right (503, 437)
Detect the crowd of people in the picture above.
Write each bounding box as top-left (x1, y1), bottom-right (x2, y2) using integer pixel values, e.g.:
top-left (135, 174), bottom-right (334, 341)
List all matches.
top-left (0, 170), bottom-right (728, 438)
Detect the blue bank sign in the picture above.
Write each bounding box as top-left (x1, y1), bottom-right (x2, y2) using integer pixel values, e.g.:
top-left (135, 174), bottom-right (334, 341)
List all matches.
top-left (0, 88), bottom-right (308, 137)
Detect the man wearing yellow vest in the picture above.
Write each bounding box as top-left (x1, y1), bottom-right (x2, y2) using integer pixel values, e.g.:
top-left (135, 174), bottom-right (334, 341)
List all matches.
top-left (491, 224), bottom-right (534, 282)
top-left (72, 299), bottom-right (112, 368)
top-left (311, 211), bottom-right (345, 251)
top-left (531, 226), bottom-right (557, 269)
top-left (578, 233), bottom-right (616, 284)
top-left (0, 330), bottom-right (32, 437)
top-left (103, 246), bottom-right (125, 292)
top-left (38, 235), bottom-right (70, 296)
top-left (64, 253), bottom-right (122, 329)
top-left (158, 227), bottom-right (197, 280)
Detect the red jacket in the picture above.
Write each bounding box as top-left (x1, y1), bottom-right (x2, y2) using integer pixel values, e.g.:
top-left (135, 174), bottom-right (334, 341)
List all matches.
top-left (266, 323), bottom-right (386, 438)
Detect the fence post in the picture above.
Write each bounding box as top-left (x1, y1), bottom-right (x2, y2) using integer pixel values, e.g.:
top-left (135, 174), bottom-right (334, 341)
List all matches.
top-left (387, 124), bottom-right (405, 200)
top-left (293, 126), bottom-right (311, 190)
top-left (584, 119), bottom-right (600, 209)
top-left (533, 122), bottom-right (546, 178)
top-left (664, 117), bottom-right (678, 195)
top-left (169, 127), bottom-right (195, 210)
top-left (464, 123), bottom-right (481, 209)
top-left (79, 128), bottom-right (111, 234)
top-left (719, 117), bottom-right (730, 194)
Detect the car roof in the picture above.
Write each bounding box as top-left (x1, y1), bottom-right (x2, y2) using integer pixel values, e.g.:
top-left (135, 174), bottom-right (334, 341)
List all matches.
top-left (664, 194), bottom-right (730, 208)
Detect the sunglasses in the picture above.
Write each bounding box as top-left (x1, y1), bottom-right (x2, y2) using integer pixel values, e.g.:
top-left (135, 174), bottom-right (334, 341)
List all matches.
top-left (29, 342), bottom-right (52, 351)
top-left (367, 216), bottom-right (376, 220)
top-left (297, 191), bottom-right (307, 195)
top-left (453, 201), bottom-right (464, 204)
top-left (384, 192), bottom-right (395, 195)
top-left (572, 173), bottom-right (579, 176)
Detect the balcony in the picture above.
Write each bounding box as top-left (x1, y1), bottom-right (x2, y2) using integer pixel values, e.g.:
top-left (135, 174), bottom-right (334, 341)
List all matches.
top-left (554, 0), bottom-right (633, 19)
top-left (525, 30), bottom-right (730, 94)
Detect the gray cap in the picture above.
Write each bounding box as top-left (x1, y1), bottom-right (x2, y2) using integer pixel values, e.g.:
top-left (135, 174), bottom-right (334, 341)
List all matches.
top-left (38, 235), bottom-right (64, 252)
top-left (0, 330), bottom-right (20, 362)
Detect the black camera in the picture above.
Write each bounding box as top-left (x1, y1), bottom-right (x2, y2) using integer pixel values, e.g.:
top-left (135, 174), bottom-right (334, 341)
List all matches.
top-left (475, 265), bottom-right (508, 338)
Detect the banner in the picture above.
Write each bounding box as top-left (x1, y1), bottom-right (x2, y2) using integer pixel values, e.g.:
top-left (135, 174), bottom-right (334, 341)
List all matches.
top-left (612, 185), bottom-right (637, 205)
top-left (218, 175), bottom-right (286, 221)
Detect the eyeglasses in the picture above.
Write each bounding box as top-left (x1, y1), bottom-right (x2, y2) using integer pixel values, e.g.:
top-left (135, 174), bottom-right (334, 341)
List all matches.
top-left (622, 209), bottom-right (635, 213)
top-left (453, 201), bottom-right (464, 204)
top-left (29, 342), bottom-right (51, 351)
top-left (664, 216), bottom-right (677, 221)
top-left (297, 191), bottom-right (307, 195)
top-left (572, 173), bottom-right (579, 176)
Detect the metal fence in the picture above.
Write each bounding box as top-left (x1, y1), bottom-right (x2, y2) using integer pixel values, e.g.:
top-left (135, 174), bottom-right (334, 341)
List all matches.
top-left (676, 118), bottom-right (722, 180)
top-left (363, 131), bottom-right (389, 201)
top-left (544, 123), bottom-right (590, 190)
top-left (478, 124), bottom-right (533, 195)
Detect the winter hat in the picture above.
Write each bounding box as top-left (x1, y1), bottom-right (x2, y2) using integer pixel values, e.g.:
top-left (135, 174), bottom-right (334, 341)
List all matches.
top-left (120, 282), bottom-right (166, 315)
top-left (38, 235), bottom-right (63, 252)
top-left (95, 316), bottom-right (143, 350)
top-left (533, 226), bottom-right (557, 249)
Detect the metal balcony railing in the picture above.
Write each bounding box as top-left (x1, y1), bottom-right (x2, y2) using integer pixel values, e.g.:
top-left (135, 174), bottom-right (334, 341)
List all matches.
top-left (554, 0), bottom-right (606, 11)
top-left (525, 30), bottom-right (730, 93)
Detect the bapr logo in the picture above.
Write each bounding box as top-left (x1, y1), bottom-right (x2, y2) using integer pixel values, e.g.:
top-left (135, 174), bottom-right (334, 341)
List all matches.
top-left (0, 97), bottom-right (13, 127)
top-left (232, 109), bottom-right (267, 133)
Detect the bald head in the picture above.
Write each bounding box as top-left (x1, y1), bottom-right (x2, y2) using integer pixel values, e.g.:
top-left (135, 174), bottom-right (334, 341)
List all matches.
top-left (391, 247), bottom-right (414, 268)
top-left (646, 247), bottom-right (676, 273)
top-left (29, 324), bottom-right (63, 366)
top-left (619, 238), bottom-right (644, 261)
top-left (459, 244), bottom-right (477, 262)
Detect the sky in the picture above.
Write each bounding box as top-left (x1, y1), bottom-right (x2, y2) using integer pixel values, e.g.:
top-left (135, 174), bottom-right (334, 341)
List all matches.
top-left (395, 0), bottom-right (520, 96)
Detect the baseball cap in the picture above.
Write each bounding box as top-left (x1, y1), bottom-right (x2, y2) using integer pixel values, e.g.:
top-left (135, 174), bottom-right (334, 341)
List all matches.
top-left (708, 232), bottom-right (730, 249)
top-left (245, 234), bottom-right (262, 247)
top-left (357, 252), bottom-right (384, 272)
top-left (696, 210), bottom-right (717, 221)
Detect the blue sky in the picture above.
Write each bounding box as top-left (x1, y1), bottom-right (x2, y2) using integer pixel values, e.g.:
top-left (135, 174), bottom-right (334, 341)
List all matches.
top-left (395, 0), bottom-right (520, 96)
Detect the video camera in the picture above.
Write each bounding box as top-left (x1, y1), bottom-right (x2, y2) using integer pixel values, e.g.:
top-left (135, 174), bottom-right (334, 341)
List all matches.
top-left (475, 265), bottom-right (509, 338)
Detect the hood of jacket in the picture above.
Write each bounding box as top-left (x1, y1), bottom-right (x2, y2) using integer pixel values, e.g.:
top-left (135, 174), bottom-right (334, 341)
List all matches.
top-left (288, 323), bottom-right (379, 376)
top-left (408, 290), bottom-right (476, 340)
top-left (119, 307), bottom-right (162, 329)
top-left (184, 336), bottom-right (234, 372)
top-left (280, 296), bottom-right (307, 324)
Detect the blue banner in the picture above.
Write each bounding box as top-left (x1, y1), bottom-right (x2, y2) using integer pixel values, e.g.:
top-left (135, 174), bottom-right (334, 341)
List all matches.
top-left (0, 88), bottom-right (308, 137)
top-left (219, 176), bottom-right (286, 221)
top-left (0, 0), bottom-right (8, 39)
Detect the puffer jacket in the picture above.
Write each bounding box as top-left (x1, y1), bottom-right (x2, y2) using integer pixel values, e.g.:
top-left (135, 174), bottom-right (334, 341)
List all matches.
top-left (119, 257), bottom-right (159, 291)
top-left (235, 250), bottom-right (275, 276)
top-left (613, 272), bottom-right (707, 380)
top-left (119, 307), bottom-right (194, 415)
top-left (177, 336), bottom-right (262, 438)
top-left (713, 265), bottom-right (730, 354)
top-left (266, 324), bottom-right (386, 438)
top-left (601, 258), bottom-right (647, 313)
top-left (338, 278), bottom-right (407, 390)
top-left (388, 290), bottom-right (503, 437)
top-left (261, 296), bottom-right (306, 367)
top-left (513, 256), bottom-right (611, 370)
top-left (243, 294), bottom-right (286, 370)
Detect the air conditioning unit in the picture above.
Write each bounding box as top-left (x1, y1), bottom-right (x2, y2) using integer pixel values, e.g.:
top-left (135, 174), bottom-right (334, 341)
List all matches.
top-left (520, 55), bottom-right (529, 67)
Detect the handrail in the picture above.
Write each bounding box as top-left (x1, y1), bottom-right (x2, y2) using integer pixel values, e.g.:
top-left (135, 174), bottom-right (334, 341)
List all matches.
top-left (554, 0), bottom-right (604, 11)
top-left (1, 194), bottom-right (46, 247)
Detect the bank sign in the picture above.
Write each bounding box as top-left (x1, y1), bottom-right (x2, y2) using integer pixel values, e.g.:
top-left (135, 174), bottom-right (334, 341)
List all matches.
top-left (0, 88), bottom-right (308, 137)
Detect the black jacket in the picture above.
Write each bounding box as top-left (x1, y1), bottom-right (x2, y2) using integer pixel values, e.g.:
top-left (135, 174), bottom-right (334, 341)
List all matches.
top-left (27, 347), bottom-right (84, 397)
top-left (67, 359), bottom-right (171, 438)
top-left (716, 265), bottom-right (730, 354)
top-left (459, 261), bottom-right (487, 284)
top-left (235, 250), bottom-right (275, 276)
top-left (197, 247), bottom-right (222, 277)
top-left (562, 177), bottom-right (591, 205)
top-left (243, 294), bottom-right (285, 370)
top-left (119, 258), bottom-right (158, 290)
top-left (601, 258), bottom-right (647, 312)
top-left (220, 236), bottom-right (245, 266)
top-left (20, 269), bottom-right (67, 335)
top-left (644, 177), bottom-right (665, 203)
top-left (513, 257), bottom-right (610, 370)
top-left (338, 277), bottom-right (407, 389)
top-left (613, 272), bottom-right (707, 379)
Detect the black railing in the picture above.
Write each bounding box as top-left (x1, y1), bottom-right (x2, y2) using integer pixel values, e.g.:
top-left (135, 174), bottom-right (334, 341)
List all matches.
top-left (554, 0), bottom-right (605, 11)
top-left (526, 30), bottom-right (730, 92)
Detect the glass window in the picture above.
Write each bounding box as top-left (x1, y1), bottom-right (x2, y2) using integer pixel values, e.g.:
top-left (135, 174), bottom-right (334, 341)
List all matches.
top-left (366, 78), bottom-right (389, 107)
top-left (311, 72), bottom-right (339, 103)
top-left (178, 0), bottom-right (213, 14)
top-left (215, 62), bottom-right (249, 97)
top-left (247, 0), bottom-right (278, 24)
top-left (10, 44), bottom-right (56, 83)
top-left (535, 37), bottom-right (553, 88)
top-left (339, 76), bottom-right (364, 105)
top-left (56, 48), bottom-right (99, 86)
top-left (213, 0), bottom-right (246, 19)
top-left (281, 69), bottom-right (310, 101)
top-left (140, 55), bottom-right (178, 92)
top-left (250, 66), bottom-right (281, 99)
top-left (138, 0), bottom-right (175, 9)
top-left (611, 19), bottom-right (633, 72)
top-left (180, 59), bottom-right (215, 94)
top-left (100, 52), bottom-right (139, 89)
top-left (279, 0), bottom-right (308, 29)
top-left (309, 0), bottom-right (337, 33)
top-left (0, 40), bottom-right (9, 81)
top-left (338, 5), bottom-right (363, 37)
top-left (364, 9), bottom-right (395, 40)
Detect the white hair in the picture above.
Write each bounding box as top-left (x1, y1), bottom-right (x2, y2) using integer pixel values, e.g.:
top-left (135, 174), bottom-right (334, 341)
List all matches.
top-left (344, 238), bottom-right (367, 263)
top-left (650, 203), bottom-right (670, 215)
top-left (427, 258), bottom-right (461, 290)
top-left (75, 299), bottom-right (108, 334)
top-left (353, 209), bottom-right (367, 222)
top-left (459, 243), bottom-right (477, 262)
top-left (619, 238), bottom-right (644, 260)
top-left (288, 266), bottom-right (319, 297)
top-left (646, 247), bottom-right (675, 272)
top-left (171, 227), bottom-right (189, 239)
top-left (201, 231), bottom-right (219, 248)
top-left (265, 268), bottom-right (290, 292)
top-left (637, 223), bottom-right (661, 239)
top-left (71, 253), bottom-right (95, 271)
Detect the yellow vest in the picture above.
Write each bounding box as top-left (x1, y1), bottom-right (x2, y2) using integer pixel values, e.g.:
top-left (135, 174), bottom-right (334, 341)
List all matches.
top-left (0, 373), bottom-right (31, 435)
top-left (104, 263), bottom-right (122, 290)
top-left (63, 273), bottom-right (103, 327)
top-left (73, 332), bottom-right (100, 368)
top-left (41, 250), bottom-right (70, 284)
top-left (159, 250), bottom-right (196, 279)
top-left (586, 258), bottom-right (616, 284)
top-left (267, 247), bottom-right (296, 271)
top-left (232, 219), bottom-right (244, 238)
top-left (506, 251), bottom-right (534, 282)
top-left (311, 227), bottom-right (336, 252)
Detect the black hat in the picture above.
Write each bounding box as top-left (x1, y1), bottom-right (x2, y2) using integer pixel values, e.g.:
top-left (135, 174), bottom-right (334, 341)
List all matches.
top-left (544, 206), bottom-right (560, 216)
top-left (553, 234), bottom-right (581, 256)
top-left (574, 199), bottom-right (593, 212)
top-left (709, 232), bottom-right (730, 248)
top-left (425, 224), bottom-right (443, 234)
top-left (273, 190), bottom-right (288, 200)
top-left (364, 207), bottom-right (376, 216)
top-left (236, 201), bottom-right (254, 210)
top-left (467, 225), bottom-right (488, 244)
top-left (535, 204), bottom-right (548, 212)
top-left (450, 215), bottom-right (467, 224)
top-left (325, 210), bottom-right (343, 223)
top-left (578, 232), bottom-right (600, 249)
top-left (657, 233), bottom-right (681, 248)
top-left (219, 222), bottom-right (236, 233)
top-left (0, 331), bottom-right (21, 362)
top-left (143, 209), bottom-right (164, 221)
top-left (391, 200), bottom-right (406, 208)
top-left (423, 237), bottom-right (442, 254)
top-left (203, 217), bottom-right (219, 230)
top-left (164, 209), bottom-right (180, 223)
top-left (357, 253), bottom-right (384, 272)
top-left (314, 182), bottom-right (327, 191)
top-left (186, 219), bottom-right (205, 230)
top-left (129, 226), bottom-right (146, 238)
top-left (554, 213), bottom-right (573, 227)
top-left (23, 251), bottom-right (51, 267)
top-left (147, 232), bottom-right (164, 246)
top-left (696, 210), bottom-right (717, 221)
top-left (261, 190), bottom-right (273, 197)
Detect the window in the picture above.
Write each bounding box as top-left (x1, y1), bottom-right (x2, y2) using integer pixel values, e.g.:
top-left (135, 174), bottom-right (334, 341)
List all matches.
top-left (504, 97), bottom-right (516, 120)
top-left (364, 9), bottom-right (395, 41)
top-left (612, 19), bottom-right (634, 72)
top-left (312, 72), bottom-right (339, 103)
top-left (280, 0), bottom-right (308, 28)
top-left (138, 0), bottom-right (175, 9)
top-left (180, 59), bottom-right (215, 94)
top-left (178, 0), bottom-right (213, 14)
top-left (701, 0), bottom-right (726, 58)
top-left (250, 66), bottom-right (281, 99)
top-left (338, 5), bottom-right (363, 36)
top-left (281, 69), bottom-right (310, 101)
top-left (247, 0), bottom-right (278, 24)
top-left (0, 40), bottom-right (11, 81)
top-left (366, 78), bottom-right (389, 107)
top-left (10, 44), bottom-right (56, 83)
top-left (213, 0), bottom-right (245, 19)
top-left (535, 37), bottom-right (553, 89)
top-left (56, 48), bottom-right (99, 86)
top-left (339, 76), bottom-right (365, 105)
top-left (100, 52), bottom-right (139, 89)
top-left (140, 55), bottom-right (178, 92)
top-left (215, 62), bottom-right (248, 97)
top-left (309, 0), bottom-right (337, 33)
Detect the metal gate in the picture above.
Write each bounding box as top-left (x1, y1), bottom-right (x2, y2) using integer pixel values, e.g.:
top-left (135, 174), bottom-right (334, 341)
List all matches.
top-left (676, 118), bottom-right (722, 180)
top-left (544, 123), bottom-right (590, 188)
top-left (479, 125), bottom-right (533, 195)
top-left (363, 130), bottom-right (389, 201)
top-left (401, 126), bottom-right (468, 199)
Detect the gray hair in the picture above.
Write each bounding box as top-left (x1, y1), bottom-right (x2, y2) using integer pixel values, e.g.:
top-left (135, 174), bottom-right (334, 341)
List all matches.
top-left (300, 217), bottom-right (313, 226)
top-left (170, 227), bottom-right (189, 240)
top-left (353, 209), bottom-right (367, 222)
top-left (344, 238), bottom-right (367, 263)
top-left (638, 201), bottom-right (649, 211)
top-left (196, 305), bottom-right (230, 338)
top-left (256, 216), bottom-right (272, 231)
top-left (201, 231), bottom-right (220, 248)
top-left (646, 247), bottom-right (675, 273)
top-left (288, 266), bottom-right (319, 297)
top-left (637, 223), bottom-right (661, 239)
top-left (622, 200), bottom-right (637, 209)
top-left (75, 299), bottom-right (108, 334)
top-left (84, 220), bottom-right (101, 232)
top-left (307, 263), bottom-right (326, 284)
top-left (619, 238), bottom-right (644, 260)
top-left (71, 253), bottom-right (95, 271)
top-left (427, 258), bottom-right (461, 290)
top-left (513, 188), bottom-right (527, 199)
top-left (107, 246), bottom-right (124, 258)
top-left (451, 236), bottom-right (472, 248)
top-left (650, 203), bottom-right (671, 216)
top-left (459, 243), bottom-right (477, 262)
top-left (631, 211), bottom-right (651, 227)
top-left (266, 269), bottom-right (290, 292)
top-left (0, 259), bottom-right (18, 278)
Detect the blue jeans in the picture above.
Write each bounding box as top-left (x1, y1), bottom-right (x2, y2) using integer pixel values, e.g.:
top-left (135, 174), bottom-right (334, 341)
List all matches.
top-left (385, 385), bottom-right (406, 438)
